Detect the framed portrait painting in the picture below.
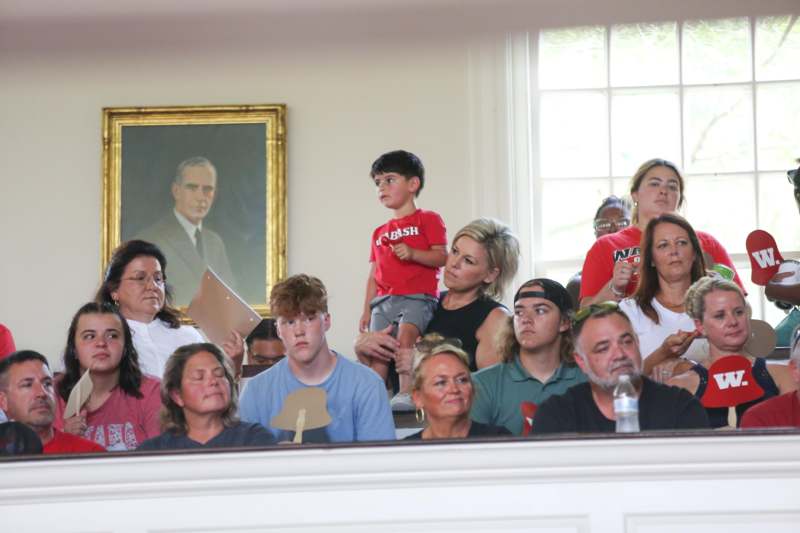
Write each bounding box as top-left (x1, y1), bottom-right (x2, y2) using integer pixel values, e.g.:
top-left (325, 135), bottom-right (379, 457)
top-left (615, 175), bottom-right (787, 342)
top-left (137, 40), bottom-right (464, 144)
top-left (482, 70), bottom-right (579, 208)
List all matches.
top-left (102, 104), bottom-right (287, 317)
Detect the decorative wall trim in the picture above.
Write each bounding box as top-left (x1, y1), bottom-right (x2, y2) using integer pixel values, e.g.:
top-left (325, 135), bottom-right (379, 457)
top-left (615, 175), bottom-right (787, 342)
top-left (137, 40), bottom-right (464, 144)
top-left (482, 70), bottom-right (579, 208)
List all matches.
top-left (3, 433), bottom-right (799, 532)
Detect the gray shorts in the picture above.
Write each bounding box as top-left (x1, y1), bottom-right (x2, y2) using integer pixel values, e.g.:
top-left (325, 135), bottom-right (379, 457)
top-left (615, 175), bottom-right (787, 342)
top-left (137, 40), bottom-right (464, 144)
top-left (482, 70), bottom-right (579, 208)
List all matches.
top-left (369, 294), bottom-right (438, 336)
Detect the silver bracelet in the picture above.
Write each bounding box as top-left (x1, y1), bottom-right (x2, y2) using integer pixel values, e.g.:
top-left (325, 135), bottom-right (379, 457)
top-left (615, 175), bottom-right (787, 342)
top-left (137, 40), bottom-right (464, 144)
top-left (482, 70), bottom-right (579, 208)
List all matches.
top-left (609, 281), bottom-right (625, 299)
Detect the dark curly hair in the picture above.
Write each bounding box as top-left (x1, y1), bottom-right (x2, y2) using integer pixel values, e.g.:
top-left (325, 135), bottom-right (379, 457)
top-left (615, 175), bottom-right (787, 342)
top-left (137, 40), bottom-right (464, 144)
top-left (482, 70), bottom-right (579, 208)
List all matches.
top-left (96, 239), bottom-right (181, 328)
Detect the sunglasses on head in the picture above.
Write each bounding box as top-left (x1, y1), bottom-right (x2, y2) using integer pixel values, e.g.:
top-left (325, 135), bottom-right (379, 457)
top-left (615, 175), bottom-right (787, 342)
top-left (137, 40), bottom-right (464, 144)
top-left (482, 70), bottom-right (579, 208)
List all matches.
top-left (571, 301), bottom-right (620, 329)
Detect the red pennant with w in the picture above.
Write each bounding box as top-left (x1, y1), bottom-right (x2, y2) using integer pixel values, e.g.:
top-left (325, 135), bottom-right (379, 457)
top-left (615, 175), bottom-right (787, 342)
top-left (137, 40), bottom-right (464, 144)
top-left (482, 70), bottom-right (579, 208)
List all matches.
top-left (701, 355), bottom-right (764, 408)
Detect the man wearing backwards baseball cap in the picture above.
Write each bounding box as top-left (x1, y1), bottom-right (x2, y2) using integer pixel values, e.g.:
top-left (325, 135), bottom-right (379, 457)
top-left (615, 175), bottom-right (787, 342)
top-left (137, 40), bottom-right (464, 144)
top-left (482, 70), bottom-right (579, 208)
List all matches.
top-left (470, 278), bottom-right (587, 435)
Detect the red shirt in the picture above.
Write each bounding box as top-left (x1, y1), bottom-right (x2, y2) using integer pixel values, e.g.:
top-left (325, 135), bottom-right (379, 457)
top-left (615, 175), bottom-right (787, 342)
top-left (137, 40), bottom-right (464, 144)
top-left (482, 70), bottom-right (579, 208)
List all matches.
top-left (55, 376), bottom-right (162, 451)
top-left (369, 209), bottom-right (447, 297)
top-left (579, 225), bottom-right (743, 301)
top-left (740, 391), bottom-right (800, 429)
top-left (0, 324), bottom-right (16, 360)
top-left (43, 428), bottom-right (106, 454)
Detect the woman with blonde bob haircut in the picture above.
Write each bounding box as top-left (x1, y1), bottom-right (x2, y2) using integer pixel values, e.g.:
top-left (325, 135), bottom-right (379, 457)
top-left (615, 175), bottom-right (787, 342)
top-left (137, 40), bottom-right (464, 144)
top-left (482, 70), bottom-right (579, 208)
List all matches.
top-left (137, 343), bottom-right (274, 450)
top-left (405, 334), bottom-right (511, 440)
top-left (357, 218), bottom-right (520, 381)
top-left (423, 217), bottom-right (520, 370)
top-left (579, 158), bottom-right (742, 307)
top-left (668, 277), bottom-right (797, 428)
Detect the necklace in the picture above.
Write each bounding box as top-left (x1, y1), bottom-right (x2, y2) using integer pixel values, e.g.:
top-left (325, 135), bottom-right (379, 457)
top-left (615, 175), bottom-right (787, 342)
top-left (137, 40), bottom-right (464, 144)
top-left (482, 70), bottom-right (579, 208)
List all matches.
top-left (656, 295), bottom-right (684, 311)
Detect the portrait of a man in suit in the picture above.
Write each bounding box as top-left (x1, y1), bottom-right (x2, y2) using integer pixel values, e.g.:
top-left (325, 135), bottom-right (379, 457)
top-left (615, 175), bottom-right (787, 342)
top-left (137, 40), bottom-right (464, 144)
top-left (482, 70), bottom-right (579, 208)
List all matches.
top-left (114, 118), bottom-right (274, 309)
top-left (136, 156), bottom-right (236, 305)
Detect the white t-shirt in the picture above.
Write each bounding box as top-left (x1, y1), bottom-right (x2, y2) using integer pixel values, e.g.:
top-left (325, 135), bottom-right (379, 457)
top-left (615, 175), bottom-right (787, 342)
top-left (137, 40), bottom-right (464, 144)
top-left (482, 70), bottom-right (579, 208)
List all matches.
top-left (619, 297), bottom-right (708, 361)
top-left (127, 318), bottom-right (205, 378)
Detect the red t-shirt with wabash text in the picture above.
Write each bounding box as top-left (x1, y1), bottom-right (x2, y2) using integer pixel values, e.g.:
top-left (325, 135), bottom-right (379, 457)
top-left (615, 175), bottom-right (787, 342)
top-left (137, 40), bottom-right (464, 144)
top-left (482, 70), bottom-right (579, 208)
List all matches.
top-left (369, 209), bottom-right (447, 297)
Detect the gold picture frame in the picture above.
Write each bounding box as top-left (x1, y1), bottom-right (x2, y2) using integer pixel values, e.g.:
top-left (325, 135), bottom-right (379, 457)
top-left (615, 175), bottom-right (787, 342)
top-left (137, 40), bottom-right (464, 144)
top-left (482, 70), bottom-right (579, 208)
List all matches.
top-left (102, 104), bottom-right (287, 319)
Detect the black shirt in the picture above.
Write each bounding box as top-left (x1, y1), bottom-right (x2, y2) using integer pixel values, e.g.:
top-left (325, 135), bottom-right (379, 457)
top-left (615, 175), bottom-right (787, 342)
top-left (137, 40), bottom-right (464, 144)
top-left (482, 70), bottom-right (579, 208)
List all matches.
top-left (403, 421), bottom-right (512, 440)
top-left (137, 422), bottom-right (275, 450)
top-left (532, 378), bottom-right (710, 434)
top-left (426, 292), bottom-right (505, 371)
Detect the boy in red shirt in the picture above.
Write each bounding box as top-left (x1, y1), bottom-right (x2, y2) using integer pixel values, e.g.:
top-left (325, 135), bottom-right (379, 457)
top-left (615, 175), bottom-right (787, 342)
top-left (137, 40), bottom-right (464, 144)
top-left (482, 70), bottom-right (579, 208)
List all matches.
top-left (360, 150), bottom-right (447, 410)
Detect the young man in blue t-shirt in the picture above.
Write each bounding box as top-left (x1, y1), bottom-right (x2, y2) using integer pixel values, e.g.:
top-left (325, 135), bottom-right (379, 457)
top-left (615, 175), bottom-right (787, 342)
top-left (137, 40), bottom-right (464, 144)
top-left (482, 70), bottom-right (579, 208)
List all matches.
top-left (239, 274), bottom-right (395, 443)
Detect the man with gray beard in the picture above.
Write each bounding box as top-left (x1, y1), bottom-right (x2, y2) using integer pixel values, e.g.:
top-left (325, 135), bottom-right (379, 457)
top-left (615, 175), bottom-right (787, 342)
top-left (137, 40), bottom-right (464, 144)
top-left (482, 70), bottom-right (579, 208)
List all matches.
top-left (532, 302), bottom-right (709, 434)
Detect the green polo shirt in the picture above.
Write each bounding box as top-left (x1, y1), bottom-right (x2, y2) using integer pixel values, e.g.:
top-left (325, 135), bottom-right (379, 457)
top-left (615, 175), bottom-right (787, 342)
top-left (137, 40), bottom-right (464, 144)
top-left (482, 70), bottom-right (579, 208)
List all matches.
top-left (470, 356), bottom-right (587, 435)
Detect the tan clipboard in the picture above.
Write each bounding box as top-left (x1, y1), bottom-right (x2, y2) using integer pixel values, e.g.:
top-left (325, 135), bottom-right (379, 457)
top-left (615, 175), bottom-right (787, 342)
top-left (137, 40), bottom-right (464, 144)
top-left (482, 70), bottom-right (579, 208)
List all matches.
top-left (186, 268), bottom-right (262, 347)
top-left (64, 370), bottom-right (93, 419)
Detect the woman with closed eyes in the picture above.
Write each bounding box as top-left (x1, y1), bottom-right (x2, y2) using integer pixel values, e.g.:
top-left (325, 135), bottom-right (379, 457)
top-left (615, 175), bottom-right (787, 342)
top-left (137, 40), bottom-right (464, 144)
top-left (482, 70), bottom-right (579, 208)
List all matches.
top-left (138, 343), bottom-right (274, 450)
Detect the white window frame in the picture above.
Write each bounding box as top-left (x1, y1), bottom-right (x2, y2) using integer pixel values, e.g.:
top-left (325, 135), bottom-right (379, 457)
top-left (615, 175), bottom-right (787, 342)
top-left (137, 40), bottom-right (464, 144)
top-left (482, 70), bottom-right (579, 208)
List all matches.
top-left (489, 15), bottom-right (800, 321)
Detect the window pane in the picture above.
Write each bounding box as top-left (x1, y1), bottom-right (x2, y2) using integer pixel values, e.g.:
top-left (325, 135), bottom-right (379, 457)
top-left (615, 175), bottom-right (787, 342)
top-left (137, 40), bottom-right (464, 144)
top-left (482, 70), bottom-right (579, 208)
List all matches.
top-left (756, 82), bottom-right (800, 170)
top-left (682, 174), bottom-right (755, 255)
top-left (758, 172), bottom-right (800, 251)
top-left (612, 177), bottom-right (631, 197)
top-left (610, 22), bottom-right (679, 87)
top-left (737, 264), bottom-right (765, 320)
top-left (736, 263), bottom-right (790, 325)
top-left (541, 178), bottom-right (612, 261)
top-left (539, 264), bottom-right (582, 296)
top-left (683, 18), bottom-right (751, 84)
top-left (539, 26), bottom-right (606, 89)
top-left (756, 15), bottom-right (800, 81)
top-left (683, 85), bottom-right (754, 174)
top-left (611, 88), bottom-right (681, 177)
top-left (539, 91), bottom-right (609, 178)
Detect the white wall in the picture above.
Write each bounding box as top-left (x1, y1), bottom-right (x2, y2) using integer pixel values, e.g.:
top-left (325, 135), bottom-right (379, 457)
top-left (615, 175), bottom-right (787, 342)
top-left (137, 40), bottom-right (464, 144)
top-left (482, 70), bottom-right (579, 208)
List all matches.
top-left (3, 433), bottom-right (800, 532)
top-left (1, 0), bottom-right (796, 363)
top-left (0, 24), bottom-right (482, 363)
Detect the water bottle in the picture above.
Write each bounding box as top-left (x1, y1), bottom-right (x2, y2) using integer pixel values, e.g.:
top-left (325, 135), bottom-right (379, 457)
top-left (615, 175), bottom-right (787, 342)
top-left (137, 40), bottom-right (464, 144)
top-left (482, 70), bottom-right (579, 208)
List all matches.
top-left (613, 374), bottom-right (640, 433)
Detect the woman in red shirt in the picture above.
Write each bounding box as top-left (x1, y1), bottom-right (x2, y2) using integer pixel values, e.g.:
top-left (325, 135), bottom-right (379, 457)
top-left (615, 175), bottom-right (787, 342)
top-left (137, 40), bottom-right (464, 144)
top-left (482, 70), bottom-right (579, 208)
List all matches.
top-left (580, 158), bottom-right (742, 307)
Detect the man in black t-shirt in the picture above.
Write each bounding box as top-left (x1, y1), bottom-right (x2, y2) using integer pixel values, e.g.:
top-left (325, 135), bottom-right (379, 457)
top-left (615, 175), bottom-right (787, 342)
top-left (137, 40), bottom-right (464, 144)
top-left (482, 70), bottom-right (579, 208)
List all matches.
top-left (532, 303), bottom-right (709, 434)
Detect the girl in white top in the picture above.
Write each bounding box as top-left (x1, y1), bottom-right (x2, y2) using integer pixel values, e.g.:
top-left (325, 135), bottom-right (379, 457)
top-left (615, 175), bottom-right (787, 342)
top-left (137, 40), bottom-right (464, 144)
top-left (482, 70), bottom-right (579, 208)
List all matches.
top-left (620, 213), bottom-right (710, 379)
top-left (96, 240), bottom-right (205, 378)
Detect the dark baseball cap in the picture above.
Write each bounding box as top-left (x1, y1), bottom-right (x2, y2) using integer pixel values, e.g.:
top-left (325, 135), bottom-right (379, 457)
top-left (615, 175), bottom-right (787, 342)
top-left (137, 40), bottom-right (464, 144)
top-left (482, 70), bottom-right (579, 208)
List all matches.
top-left (513, 278), bottom-right (574, 314)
